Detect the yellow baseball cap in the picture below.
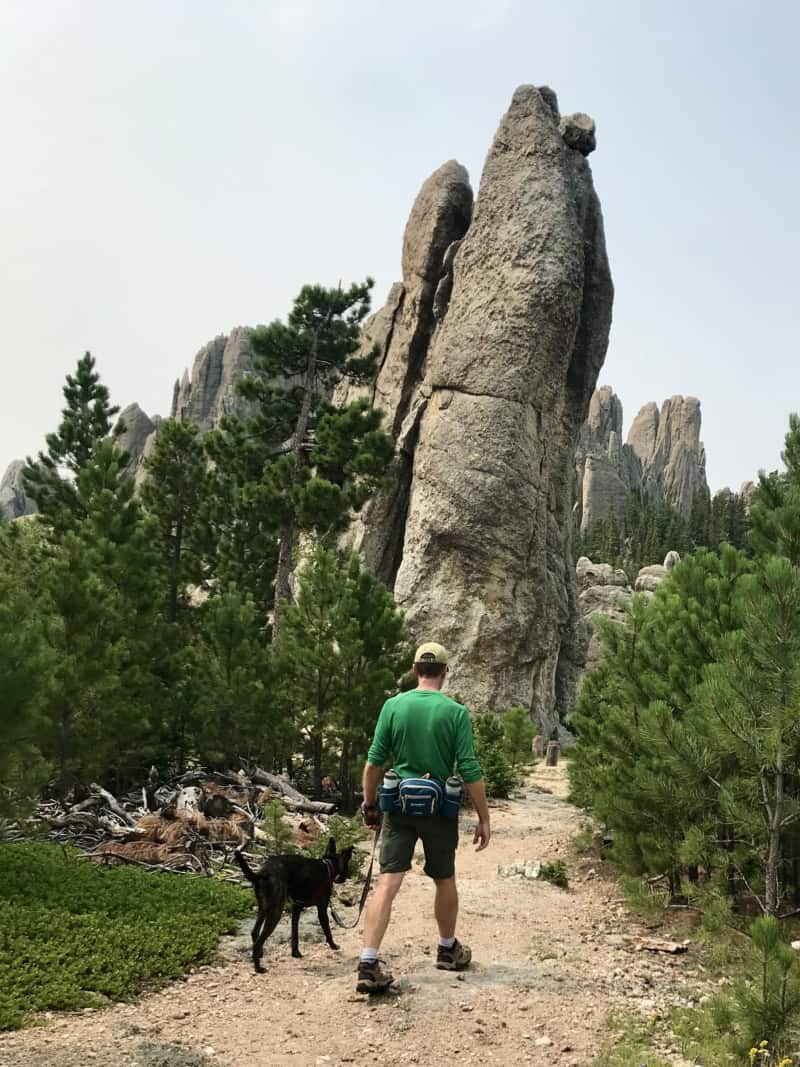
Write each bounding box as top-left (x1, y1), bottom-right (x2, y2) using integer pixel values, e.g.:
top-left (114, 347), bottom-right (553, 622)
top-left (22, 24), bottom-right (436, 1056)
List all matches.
top-left (414, 641), bottom-right (448, 665)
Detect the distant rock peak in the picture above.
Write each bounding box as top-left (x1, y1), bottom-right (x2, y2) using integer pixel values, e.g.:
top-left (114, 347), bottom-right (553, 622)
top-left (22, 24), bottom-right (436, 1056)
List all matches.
top-left (576, 386), bottom-right (709, 531)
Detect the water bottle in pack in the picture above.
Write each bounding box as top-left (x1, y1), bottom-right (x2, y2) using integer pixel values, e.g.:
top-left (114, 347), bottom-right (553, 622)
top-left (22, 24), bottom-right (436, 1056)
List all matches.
top-left (442, 775), bottom-right (463, 819)
top-left (379, 769), bottom-right (401, 812)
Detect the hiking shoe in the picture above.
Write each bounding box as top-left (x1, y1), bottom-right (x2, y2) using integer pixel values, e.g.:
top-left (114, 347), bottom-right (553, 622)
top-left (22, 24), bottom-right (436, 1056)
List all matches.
top-left (356, 959), bottom-right (394, 994)
top-left (436, 939), bottom-right (472, 970)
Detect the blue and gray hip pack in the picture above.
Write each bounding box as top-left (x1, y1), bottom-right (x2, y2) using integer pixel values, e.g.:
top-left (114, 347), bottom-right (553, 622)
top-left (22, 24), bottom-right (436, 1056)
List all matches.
top-left (379, 770), bottom-right (462, 820)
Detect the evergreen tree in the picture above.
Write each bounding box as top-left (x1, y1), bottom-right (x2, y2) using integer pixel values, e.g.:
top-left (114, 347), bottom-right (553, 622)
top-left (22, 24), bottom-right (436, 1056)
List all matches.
top-left (501, 706), bottom-right (536, 771)
top-left (142, 418), bottom-right (209, 623)
top-left (23, 353), bottom-right (119, 530)
top-left (750, 414), bottom-right (800, 565)
top-left (194, 587), bottom-right (273, 767)
top-left (0, 564), bottom-right (52, 815)
top-left (273, 547), bottom-right (409, 803)
top-left (570, 546), bottom-right (751, 883)
top-left (210, 281), bottom-right (395, 637)
top-left (33, 442), bottom-right (163, 787)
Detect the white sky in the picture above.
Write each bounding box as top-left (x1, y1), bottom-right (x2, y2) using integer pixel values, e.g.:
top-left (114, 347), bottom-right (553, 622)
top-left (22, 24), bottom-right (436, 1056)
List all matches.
top-left (2, 0), bottom-right (799, 492)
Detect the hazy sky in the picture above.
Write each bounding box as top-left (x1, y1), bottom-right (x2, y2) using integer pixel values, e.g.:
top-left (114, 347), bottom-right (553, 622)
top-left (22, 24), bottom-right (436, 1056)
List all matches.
top-left (2, 0), bottom-right (798, 492)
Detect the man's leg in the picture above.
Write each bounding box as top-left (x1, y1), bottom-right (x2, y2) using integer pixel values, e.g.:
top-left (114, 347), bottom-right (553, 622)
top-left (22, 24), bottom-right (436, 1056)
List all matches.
top-left (433, 875), bottom-right (458, 939)
top-left (361, 872), bottom-right (405, 951)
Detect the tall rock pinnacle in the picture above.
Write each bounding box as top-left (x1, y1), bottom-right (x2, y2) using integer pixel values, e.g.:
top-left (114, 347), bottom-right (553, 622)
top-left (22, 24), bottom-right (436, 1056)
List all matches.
top-left (349, 85), bottom-right (614, 731)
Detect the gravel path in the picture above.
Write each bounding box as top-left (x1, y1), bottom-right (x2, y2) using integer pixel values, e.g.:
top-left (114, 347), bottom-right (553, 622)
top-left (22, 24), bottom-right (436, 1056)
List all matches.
top-left (0, 765), bottom-right (708, 1066)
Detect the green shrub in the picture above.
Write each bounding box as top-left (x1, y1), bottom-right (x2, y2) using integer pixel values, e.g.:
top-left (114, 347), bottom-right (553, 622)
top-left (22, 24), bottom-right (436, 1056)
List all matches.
top-left (258, 799), bottom-right (297, 854)
top-left (538, 859), bottom-right (569, 889)
top-left (308, 814), bottom-right (370, 879)
top-left (501, 706), bottom-right (536, 771)
top-left (0, 843), bottom-right (251, 1031)
top-left (473, 713), bottom-right (517, 799)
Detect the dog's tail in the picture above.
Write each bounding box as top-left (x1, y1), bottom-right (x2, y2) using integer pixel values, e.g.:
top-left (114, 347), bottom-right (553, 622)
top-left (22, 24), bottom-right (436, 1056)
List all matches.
top-left (234, 848), bottom-right (256, 882)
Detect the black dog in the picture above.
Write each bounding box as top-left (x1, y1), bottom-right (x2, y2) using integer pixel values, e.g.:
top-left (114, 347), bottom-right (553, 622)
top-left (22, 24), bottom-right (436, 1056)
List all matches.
top-left (235, 838), bottom-right (354, 973)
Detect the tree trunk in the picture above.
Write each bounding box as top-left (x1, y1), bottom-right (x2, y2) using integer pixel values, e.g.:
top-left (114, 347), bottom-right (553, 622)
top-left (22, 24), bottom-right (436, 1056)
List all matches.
top-left (270, 305), bottom-right (333, 644)
top-left (765, 765), bottom-right (784, 916)
top-left (545, 742), bottom-right (560, 767)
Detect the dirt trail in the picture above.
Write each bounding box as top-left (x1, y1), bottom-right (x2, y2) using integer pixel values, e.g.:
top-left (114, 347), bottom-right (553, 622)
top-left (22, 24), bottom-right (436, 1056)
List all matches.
top-left (0, 766), bottom-right (709, 1067)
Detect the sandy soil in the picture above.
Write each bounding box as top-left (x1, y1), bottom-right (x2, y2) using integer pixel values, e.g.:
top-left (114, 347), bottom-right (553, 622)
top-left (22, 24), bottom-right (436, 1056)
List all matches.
top-left (0, 765), bottom-right (710, 1067)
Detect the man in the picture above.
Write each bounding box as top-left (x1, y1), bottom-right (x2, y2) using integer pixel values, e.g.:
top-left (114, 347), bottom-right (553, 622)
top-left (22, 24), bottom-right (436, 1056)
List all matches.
top-left (356, 641), bottom-right (491, 994)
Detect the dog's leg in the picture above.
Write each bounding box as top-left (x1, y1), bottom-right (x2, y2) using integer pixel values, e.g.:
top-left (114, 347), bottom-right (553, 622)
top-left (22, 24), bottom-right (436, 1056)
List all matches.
top-left (252, 897), bottom-right (285, 974)
top-left (291, 903), bottom-right (304, 958)
top-left (317, 902), bottom-right (339, 951)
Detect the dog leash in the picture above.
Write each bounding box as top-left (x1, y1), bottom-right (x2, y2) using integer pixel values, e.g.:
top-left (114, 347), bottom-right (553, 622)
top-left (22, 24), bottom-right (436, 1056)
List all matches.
top-left (329, 828), bottom-right (381, 930)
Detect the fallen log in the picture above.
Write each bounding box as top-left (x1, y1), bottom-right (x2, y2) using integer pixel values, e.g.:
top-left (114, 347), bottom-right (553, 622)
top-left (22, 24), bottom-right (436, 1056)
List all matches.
top-left (89, 783), bottom-right (135, 826)
top-left (251, 769), bottom-right (309, 803)
top-left (277, 796), bottom-right (336, 816)
top-left (623, 935), bottom-right (688, 955)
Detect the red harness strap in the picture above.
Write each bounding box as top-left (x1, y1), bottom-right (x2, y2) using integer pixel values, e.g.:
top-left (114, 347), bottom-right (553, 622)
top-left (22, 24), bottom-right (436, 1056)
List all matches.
top-left (296, 858), bottom-right (334, 908)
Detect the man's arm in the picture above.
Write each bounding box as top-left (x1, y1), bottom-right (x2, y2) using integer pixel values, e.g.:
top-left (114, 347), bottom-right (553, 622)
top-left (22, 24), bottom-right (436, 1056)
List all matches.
top-left (362, 762), bottom-right (383, 809)
top-left (463, 778), bottom-right (491, 851)
top-left (454, 707), bottom-right (491, 851)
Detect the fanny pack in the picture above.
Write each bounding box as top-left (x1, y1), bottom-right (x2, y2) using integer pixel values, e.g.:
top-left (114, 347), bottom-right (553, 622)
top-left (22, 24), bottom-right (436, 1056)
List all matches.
top-left (379, 773), bottom-right (461, 820)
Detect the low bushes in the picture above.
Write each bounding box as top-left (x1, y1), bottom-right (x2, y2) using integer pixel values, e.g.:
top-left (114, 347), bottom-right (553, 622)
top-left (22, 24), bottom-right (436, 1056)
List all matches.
top-left (0, 843), bottom-right (252, 1031)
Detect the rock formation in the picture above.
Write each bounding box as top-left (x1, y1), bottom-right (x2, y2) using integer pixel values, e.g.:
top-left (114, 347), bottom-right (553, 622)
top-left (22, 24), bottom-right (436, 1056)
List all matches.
top-left (575, 387), bottom-right (708, 531)
top-left (575, 550), bottom-right (680, 684)
top-left (345, 85), bottom-right (614, 734)
top-left (575, 557), bottom-right (630, 675)
top-left (0, 460), bottom-right (37, 522)
top-left (172, 327), bottom-right (256, 432)
top-left (115, 403), bottom-right (159, 482)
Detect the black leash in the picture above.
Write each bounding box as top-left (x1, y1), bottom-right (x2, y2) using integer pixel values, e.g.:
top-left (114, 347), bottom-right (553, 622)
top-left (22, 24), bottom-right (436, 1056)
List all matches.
top-left (329, 829), bottom-right (380, 930)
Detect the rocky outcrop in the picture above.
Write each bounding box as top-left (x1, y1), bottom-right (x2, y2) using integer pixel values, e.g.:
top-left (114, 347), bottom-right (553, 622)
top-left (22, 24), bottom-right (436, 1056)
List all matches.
top-left (634, 550), bottom-right (680, 595)
top-left (575, 556), bottom-right (631, 675)
top-left (0, 460), bottom-right (37, 522)
top-left (173, 327), bottom-right (255, 433)
top-left (115, 403), bottom-right (159, 481)
top-left (576, 387), bottom-right (709, 531)
top-left (348, 85), bottom-right (613, 734)
top-left (628, 396), bottom-right (706, 516)
top-left (337, 161), bottom-right (474, 582)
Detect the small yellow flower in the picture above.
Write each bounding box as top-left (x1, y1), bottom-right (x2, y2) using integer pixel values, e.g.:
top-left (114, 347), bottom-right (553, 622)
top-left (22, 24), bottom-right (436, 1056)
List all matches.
top-left (761, 1041), bottom-right (770, 1048)
top-left (778, 1057), bottom-right (793, 1067)
top-left (750, 1049), bottom-right (759, 1065)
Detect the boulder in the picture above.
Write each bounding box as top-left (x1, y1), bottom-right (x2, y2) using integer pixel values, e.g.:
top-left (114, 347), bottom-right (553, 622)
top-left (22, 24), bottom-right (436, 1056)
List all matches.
top-left (575, 556), bottom-right (631, 677)
top-left (635, 563), bottom-right (667, 593)
top-left (560, 112), bottom-right (597, 156)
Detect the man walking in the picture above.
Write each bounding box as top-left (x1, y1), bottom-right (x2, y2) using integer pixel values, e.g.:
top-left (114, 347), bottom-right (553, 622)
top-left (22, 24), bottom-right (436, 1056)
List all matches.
top-left (356, 642), bottom-right (491, 994)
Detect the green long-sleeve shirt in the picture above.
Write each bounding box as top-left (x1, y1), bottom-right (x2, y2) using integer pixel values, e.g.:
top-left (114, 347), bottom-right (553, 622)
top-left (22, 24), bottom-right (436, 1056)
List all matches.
top-left (366, 688), bottom-right (483, 784)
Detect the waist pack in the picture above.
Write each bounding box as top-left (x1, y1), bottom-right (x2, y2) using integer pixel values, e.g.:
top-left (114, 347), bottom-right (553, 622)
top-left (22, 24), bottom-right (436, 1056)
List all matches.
top-left (379, 774), bottom-right (461, 820)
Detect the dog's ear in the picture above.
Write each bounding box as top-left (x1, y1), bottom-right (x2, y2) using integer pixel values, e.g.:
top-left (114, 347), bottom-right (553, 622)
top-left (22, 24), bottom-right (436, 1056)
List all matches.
top-left (325, 837), bottom-right (336, 857)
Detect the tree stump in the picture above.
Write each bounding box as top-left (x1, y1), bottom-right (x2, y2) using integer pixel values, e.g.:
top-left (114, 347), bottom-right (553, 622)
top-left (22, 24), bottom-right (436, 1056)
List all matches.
top-left (533, 736), bottom-right (547, 758)
top-left (545, 741), bottom-right (560, 767)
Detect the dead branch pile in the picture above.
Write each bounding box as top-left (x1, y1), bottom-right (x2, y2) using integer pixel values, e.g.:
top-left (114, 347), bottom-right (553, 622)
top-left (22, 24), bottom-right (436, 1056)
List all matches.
top-left (27, 766), bottom-right (338, 874)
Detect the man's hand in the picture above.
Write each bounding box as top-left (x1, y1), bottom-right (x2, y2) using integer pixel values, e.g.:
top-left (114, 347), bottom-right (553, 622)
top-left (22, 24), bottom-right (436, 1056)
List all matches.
top-left (361, 803), bottom-right (382, 831)
top-left (473, 819), bottom-right (491, 851)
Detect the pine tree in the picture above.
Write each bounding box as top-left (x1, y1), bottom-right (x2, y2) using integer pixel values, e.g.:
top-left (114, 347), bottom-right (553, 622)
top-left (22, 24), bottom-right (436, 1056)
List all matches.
top-left (23, 353), bottom-right (120, 530)
top-left (273, 547), bottom-right (409, 802)
top-left (680, 558), bottom-right (800, 915)
top-left (750, 414), bottom-right (800, 565)
top-left (33, 442), bottom-right (163, 788)
top-left (194, 587), bottom-right (273, 768)
top-left (209, 281), bottom-right (395, 638)
top-left (0, 562), bottom-right (53, 815)
top-left (142, 418), bottom-right (210, 623)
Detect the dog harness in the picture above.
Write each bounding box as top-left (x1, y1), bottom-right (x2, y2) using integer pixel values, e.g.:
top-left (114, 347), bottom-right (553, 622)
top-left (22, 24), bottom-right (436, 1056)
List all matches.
top-left (294, 858), bottom-right (334, 908)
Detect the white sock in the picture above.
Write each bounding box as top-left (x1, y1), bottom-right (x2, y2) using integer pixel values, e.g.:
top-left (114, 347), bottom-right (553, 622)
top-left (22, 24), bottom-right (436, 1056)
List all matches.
top-left (360, 948), bottom-right (379, 964)
top-left (439, 936), bottom-right (456, 949)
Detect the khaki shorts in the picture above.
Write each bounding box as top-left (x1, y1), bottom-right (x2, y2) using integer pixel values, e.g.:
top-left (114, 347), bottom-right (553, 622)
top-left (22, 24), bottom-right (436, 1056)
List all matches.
top-left (380, 812), bottom-right (459, 880)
